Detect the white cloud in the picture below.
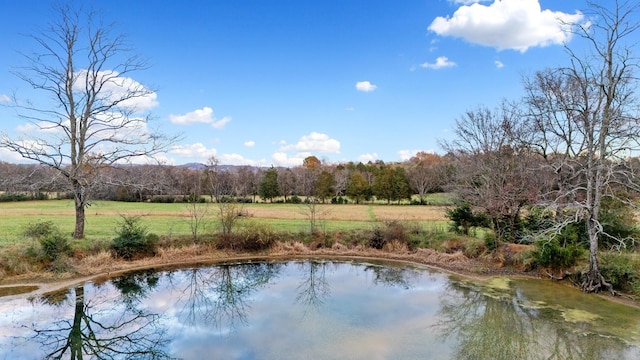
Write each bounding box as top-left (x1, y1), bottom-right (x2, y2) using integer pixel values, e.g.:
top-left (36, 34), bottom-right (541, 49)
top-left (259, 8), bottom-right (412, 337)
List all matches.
top-left (358, 153), bottom-right (379, 163)
top-left (398, 150), bottom-right (419, 161)
top-left (169, 142), bottom-right (217, 160)
top-left (169, 107), bottom-right (214, 125)
top-left (0, 145), bottom-right (35, 163)
top-left (74, 69), bottom-right (158, 111)
top-left (211, 116), bottom-right (231, 129)
top-left (495, 60), bottom-right (504, 68)
top-left (169, 107), bottom-right (231, 129)
top-left (421, 56), bottom-right (457, 69)
top-left (398, 149), bottom-right (437, 161)
top-left (272, 151), bottom-right (311, 167)
top-left (429, 0), bottom-right (584, 52)
top-left (244, 140), bottom-right (255, 147)
top-left (0, 94), bottom-right (10, 103)
top-left (281, 132), bottom-right (340, 154)
top-left (355, 81), bottom-right (377, 92)
top-left (218, 153), bottom-right (264, 166)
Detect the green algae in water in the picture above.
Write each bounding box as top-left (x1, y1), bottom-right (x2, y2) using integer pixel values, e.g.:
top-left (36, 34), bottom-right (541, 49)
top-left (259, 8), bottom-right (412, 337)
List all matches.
top-left (485, 277), bottom-right (511, 291)
top-left (561, 308), bottom-right (601, 323)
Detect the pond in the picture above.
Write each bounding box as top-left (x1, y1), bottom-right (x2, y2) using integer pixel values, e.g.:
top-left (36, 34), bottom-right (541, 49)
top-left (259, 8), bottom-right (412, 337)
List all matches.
top-left (0, 259), bottom-right (639, 359)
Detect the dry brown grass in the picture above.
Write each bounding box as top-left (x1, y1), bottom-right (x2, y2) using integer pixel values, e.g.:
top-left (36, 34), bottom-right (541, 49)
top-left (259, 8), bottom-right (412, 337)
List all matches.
top-left (244, 204), bottom-right (449, 222)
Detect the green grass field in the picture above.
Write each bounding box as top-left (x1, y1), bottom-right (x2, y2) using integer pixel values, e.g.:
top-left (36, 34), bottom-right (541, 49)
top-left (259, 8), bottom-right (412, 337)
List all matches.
top-left (0, 195), bottom-right (452, 247)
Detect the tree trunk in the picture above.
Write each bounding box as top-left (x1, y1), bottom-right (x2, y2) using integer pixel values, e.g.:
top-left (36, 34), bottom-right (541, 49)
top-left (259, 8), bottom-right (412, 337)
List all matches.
top-left (582, 218), bottom-right (615, 295)
top-left (73, 185), bottom-right (86, 239)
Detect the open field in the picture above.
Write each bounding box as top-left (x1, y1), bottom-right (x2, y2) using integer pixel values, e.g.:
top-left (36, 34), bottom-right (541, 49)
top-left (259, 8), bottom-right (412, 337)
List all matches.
top-left (0, 199), bottom-right (451, 245)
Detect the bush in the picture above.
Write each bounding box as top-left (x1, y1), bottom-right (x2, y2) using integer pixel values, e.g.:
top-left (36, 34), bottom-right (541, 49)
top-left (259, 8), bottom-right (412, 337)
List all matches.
top-left (446, 203), bottom-right (489, 235)
top-left (23, 221), bottom-right (70, 263)
top-left (287, 195), bottom-right (302, 204)
top-left (215, 221), bottom-right (276, 251)
top-left (23, 221), bottom-right (58, 239)
top-left (368, 221), bottom-right (418, 250)
top-left (599, 252), bottom-right (640, 295)
top-left (40, 230), bottom-right (71, 262)
top-left (111, 216), bottom-right (158, 260)
top-left (483, 232), bottom-right (499, 252)
top-left (331, 196), bottom-right (348, 204)
top-left (22, 221), bottom-right (71, 262)
top-left (368, 228), bottom-right (385, 249)
top-left (532, 238), bottom-right (585, 270)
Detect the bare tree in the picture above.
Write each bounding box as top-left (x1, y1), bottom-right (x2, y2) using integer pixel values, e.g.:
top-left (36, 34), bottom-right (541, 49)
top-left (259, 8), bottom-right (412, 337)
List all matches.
top-left (405, 152), bottom-right (447, 204)
top-left (277, 167), bottom-right (296, 202)
top-left (0, 4), bottom-right (176, 238)
top-left (298, 196), bottom-right (330, 234)
top-left (442, 102), bottom-right (539, 243)
top-left (523, 1), bottom-right (640, 293)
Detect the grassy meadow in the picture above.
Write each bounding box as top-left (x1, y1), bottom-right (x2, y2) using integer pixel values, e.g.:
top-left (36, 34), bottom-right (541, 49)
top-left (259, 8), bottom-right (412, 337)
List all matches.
top-left (0, 196), bottom-right (452, 247)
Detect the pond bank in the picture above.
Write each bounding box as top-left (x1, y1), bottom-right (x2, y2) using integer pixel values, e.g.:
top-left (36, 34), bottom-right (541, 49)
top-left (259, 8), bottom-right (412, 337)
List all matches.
top-left (0, 241), bottom-right (636, 308)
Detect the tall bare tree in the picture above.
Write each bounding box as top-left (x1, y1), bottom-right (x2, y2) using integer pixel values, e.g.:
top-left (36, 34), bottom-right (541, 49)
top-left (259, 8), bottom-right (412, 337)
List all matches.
top-left (442, 102), bottom-right (539, 243)
top-left (524, 1), bottom-right (640, 293)
top-left (0, 4), bottom-right (176, 238)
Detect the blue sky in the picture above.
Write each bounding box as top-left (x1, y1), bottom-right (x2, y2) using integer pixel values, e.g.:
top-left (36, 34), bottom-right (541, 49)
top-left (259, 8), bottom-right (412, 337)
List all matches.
top-left (0, 0), bottom-right (619, 166)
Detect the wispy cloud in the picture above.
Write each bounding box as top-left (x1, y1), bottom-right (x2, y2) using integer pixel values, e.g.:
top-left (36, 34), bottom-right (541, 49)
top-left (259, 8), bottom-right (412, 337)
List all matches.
top-left (421, 56), bottom-right (456, 69)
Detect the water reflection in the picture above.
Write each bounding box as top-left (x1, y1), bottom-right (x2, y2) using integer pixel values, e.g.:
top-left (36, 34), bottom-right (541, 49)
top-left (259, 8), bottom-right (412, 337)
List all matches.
top-left (295, 260), bottom-right (332, 313)
top-left (0, 261), bottom-right (638, 359)
top-left (168, 262), bottom-right (283, 331)
top-left (437, 279), bottom-right (639, 360)
top-left (32, 272), bottom-right (171, 359)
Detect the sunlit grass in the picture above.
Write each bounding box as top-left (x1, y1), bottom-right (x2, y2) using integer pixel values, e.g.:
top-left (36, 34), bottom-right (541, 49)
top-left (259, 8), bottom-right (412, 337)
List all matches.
top-left (0, 199), bottom-right (452, 247)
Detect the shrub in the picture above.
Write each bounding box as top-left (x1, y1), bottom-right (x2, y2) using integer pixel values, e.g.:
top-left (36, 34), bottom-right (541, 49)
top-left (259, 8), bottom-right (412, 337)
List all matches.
top-left (599, 252), bottom-right (640, 295)
top-left (446, 203), bottom-right (489, 235)
top-left (331, 196), bottom-right (348, 204)
top-left (23, 221), bottom-right (70, 262)
top-left (23, 221), bottom-right (58, 240)
top-left (111, 216), bottom-right (158, 260)
top-left (368, 228), bottom-right (385, 249)
top-left (367, 221), bottom-right (418, 250)
top-left (40, 230), bottom-right (71, 262)
top-left (531, 238), bottom-right (585, 270)
top-left (216, 221), bottom-right (276, 251)
top-left (286, 195), bottom-right (302, 204)
top-left (483, 232), bottom-right (499, 252)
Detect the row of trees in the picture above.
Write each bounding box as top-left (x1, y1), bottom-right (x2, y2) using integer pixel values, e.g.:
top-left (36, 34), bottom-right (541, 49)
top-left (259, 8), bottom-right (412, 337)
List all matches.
top-left (0, 152), bottom-right (450, 205)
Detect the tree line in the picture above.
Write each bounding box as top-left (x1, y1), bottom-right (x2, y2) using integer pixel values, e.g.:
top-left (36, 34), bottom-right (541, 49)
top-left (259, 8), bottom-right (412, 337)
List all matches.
top-left (0, 153), bottom-right (450, 205)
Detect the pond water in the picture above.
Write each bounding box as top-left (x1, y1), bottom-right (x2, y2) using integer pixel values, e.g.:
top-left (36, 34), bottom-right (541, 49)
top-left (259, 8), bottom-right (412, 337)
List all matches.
top-left (0, 260), bottom-right (639, 359)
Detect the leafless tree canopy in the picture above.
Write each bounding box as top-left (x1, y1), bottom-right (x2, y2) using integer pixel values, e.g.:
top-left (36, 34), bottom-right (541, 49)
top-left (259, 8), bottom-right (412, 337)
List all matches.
top-left (0, 4), bottom-right (177, 238)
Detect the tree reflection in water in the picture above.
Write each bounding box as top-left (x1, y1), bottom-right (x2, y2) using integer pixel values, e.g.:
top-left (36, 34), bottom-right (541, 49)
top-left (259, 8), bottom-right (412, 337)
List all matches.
top-left (363, 263), bottom-right (421, 289)
top-left (436, 280), bottom-right (631, 360)
top-left (169, 262), bottom-right (282, 331)
top-left (32, 270), bottom-right (171, 359)
top-left (3, 261), bottom-right (637, 359)
top-left (295, 260), bottom-right (333, 314)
